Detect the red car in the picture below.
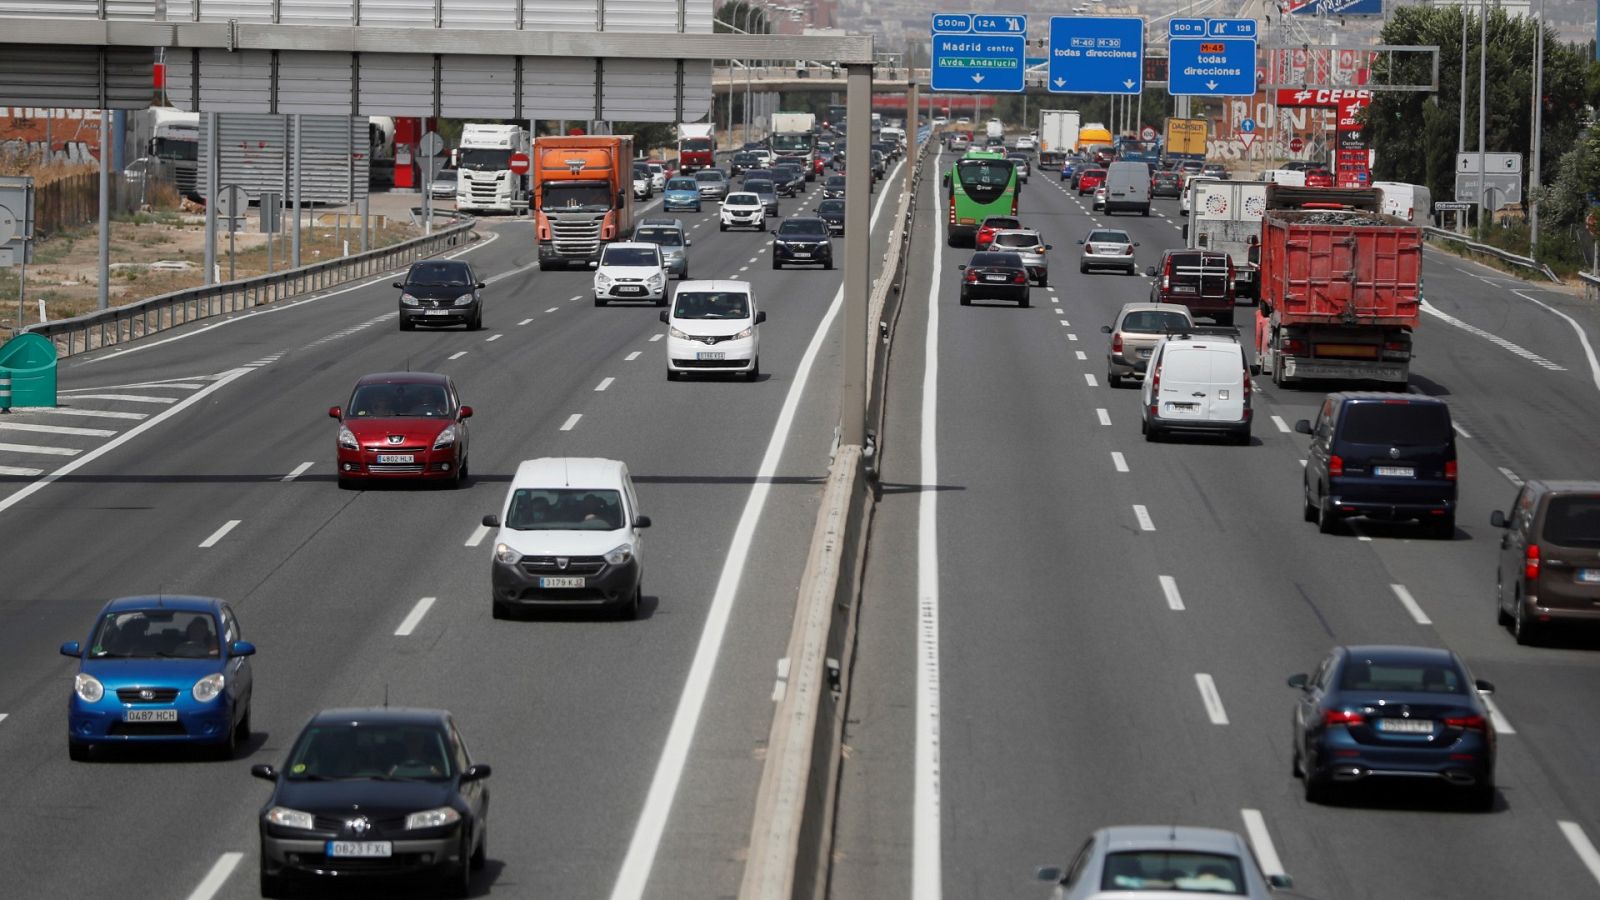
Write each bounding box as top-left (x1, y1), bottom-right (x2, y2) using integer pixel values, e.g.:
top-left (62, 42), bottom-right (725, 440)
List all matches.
top-left (1077, 168), bottom-right (1107, 195)
top-left (1304, 168), bottom-right (1335, 188)
top-left (975, 215), bottom-right (1023, 251)
top-left (331, 372), bottom-right (473, 489)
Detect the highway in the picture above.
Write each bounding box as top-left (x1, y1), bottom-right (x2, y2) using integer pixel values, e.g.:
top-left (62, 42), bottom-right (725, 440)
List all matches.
top-left (832, 149), bottom-right (1600, 899)
top-left (0, 162), bottom-right (905, 899)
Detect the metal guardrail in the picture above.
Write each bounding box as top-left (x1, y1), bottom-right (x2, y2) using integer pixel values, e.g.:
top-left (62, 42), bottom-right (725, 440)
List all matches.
top-left (1422, 225), bottom-right (1560, 283)
top-left (866, 137), bottom-right (931, 473)
top-left (1579, 270), bottom-right (1600, 301)
top-left (24, 211), bottom-right (477, 358)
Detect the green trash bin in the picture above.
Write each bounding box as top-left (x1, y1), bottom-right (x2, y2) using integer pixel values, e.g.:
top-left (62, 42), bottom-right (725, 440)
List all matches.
top-left (0, 333), bottom-right (58, 409)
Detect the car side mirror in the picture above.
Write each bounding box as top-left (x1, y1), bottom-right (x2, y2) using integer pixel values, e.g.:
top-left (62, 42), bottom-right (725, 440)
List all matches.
top-left (1044, 244), bottom-right (1053, 251)
top-left (230, 640), bottom-right (256, 657)
top-left (1101, 325), bottom-right (1113, 333)
top-left (659, 311), bottom-right (669, 324)
top-left (588, 260), bottom-right (599, 268)
top-left (481, 514), bottom-right (500, 528)
top-left (475, 282), bottom-right (486, 289)
top-left (770, 230), bottom-right (778, 236)
top-left (1286, 673), bottom-right (1309, 690)
top-left (1076, 239), bottom-right (1085, 245)
top-left (958, 264), bottom-right (967, 271)
top-left (686, 239), bottom-right (693, 246)
top-left (1475, 679), bottom-right (1495, 695)
top-left (1489, 510), bottom-right (1508, 528)
top-left (460, 763), bottom-right (492, 783)
top-left (392, 282), bottom-right (404, 289)
top-left (1134, 242), bottom-right (1141, 247)
top-left (1268, 874), bottom-right (1294, 890)
top-left (458, 406), bottom-right (473, 420)
top-left (1145, 265), bottom-right (1157, 276)
top-left (1293, 419), bottom-right (1313, 435)
top-left (328, 406), bottom-right (342, 419)
top-left (59, 641), bottom-right (81, 657)
top-left (756, 311), bottom-right (768, 324)
top-left (1035, 866), bottom-right (1064, 883)
top-left (251, 764), bottom-right (278, 781)
top-left (634, 515), bottom-right (652, 529)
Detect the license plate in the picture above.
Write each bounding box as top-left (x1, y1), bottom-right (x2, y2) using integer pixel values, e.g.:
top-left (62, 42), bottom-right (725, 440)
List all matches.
top-left (985, 275), bottom-right (1008, 282)
top-left (376, 454), bottom-right (415, 464)
top-left (1577, 569), bottom-right (1600, 584)
top-left (1374, 466), bottom-right (1415, 477)
top-left (697, 351), bottom-right (725, 360)
top-left (792, 252), bottom-right (811, 258)
top-left (1138, 349), bottom-right (1151, 358)
top-left (425, 309), bottom-right (451, 316)
top-left (1173, 285), bottom-right (1197, 293)
top-left (1377, 718), bottom-right (1434, 734)
top-left (538, 576), bottom-right (585, 589)
top-left (327, 841), bottom-right (392, 858)
top-left (1166, 402), bottom-right (1198, 411)
top-left (124, 708), bottom-right (178, 723)
top-left (617, 286), bottom-right (644, 295)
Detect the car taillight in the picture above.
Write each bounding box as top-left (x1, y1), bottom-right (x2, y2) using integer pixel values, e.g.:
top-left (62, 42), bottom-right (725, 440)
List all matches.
top-left (1161, 274), bottom-right (1170, 290)
top-left (1445, 460), bottom-right (1457, 481)
top-left (1525, 544), bottom-right (1541, 581)
top-left (1328, 455), bottom-right (1344, 476)
top-left (965, 270), bottom-right (978, 282)
top-left (1384, 340), bottom-right (1408, 352)
top-left (1111, 333), bottom-right (1123, 353)
top-left (949, 205), bottom-right (956, 225)
top-left (1151, 364), bottom-right (1161, 393)
top-left (1323, 709), bottom-right (1364, 727)
top-left (1013, 272), bottom-right (1027, 284)
top-left (1283, 338), bottom-right (1308, 356)
top-left (1124, 245), bottom-right (1135, 255)
top-left (1443, 714), bottom-right (1488, 733)
top-left (1242, 368), bottom-right (1251, 403)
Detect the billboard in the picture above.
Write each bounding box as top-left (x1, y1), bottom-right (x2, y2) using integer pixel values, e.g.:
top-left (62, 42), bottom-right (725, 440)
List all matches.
top-left (1287, 0), bottom-right (1385, 15)
top-left (0, 108), bottom-right (105, 164)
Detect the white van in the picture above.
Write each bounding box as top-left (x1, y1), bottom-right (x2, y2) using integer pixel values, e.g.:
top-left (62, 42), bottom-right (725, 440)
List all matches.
top-left (1374, 181), bottom-right (1432, 223)
top-left (1259, 168), bottom-right (1306, 186)
top-left (1104, 160), bottom-right (1152, 216)
top-left (880, 125), bottom-right (906, 148)
top-left (1140, 329), bottom-right (1252, 444)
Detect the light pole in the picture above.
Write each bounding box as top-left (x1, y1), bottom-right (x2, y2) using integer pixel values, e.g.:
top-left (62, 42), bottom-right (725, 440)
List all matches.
top-left (1475, 0), bottom-right (1487, 232)
top-left (1529, 0), bottom-right (1544, 258)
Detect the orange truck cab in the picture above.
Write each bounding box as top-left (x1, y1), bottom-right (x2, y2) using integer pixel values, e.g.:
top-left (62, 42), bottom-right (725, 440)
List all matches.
top-left (534, 135), bottom-right (635, 270)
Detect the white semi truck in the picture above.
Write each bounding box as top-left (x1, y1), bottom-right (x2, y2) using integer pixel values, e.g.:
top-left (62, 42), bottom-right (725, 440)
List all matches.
top-left (1185, 179), bottom-right (1269, 300)
top-left (455, 123), bottom-right (531, 214)
top-left (1037, 109), bottom-right (1080, 169)
top-left (769, 112), bottom-right (818, 180)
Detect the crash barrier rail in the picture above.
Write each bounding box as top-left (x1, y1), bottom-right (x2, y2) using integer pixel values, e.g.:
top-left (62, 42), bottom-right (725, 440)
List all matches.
top-left (740, 135), bottom-right (933, 900)
top-left (1422, 226), bottom-right (1560, 283)
top-left (1578, 270), bottom-right (1600, 302)
top-left (24, 211), bottom-right (476, 359)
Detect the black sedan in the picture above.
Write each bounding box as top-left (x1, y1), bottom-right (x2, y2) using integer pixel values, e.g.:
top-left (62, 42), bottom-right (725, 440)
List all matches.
top-left (771, 216), bottom-right (834, 269)
top-left (770, 164), bottom-right (806, 197)
top-left (1151, 169), bottom-right (1183, 198)
top-left (254, 708), bottom-right (491, 897)
top-left (729, 151), bottom-right (760, 175)
top-left (816, 197), bottom-right (846, 234)
top-left (821, 175), bottom-right (847, 200)
top-left (1288, 645), bottom-right (1497, 810)
top-left (958, 251), bottom-right (1031, 307)
top-left (396, 260), bottom-right (485, 331)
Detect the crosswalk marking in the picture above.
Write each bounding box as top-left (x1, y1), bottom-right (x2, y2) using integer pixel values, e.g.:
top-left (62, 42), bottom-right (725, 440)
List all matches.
top-left (29, 407), bottom-right (148, 421)
top-left (0, 442), bottom-right (81, 457)
top-left (69, 394), bottom-right (179, 404)
top-left (0, 422), bottom-right (116, 437)
top-left (0, 465), bottom-right (45, 476)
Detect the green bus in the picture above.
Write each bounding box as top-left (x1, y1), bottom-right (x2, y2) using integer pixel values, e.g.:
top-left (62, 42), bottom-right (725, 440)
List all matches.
top-left (946, 150), bottom-right (1017, 246)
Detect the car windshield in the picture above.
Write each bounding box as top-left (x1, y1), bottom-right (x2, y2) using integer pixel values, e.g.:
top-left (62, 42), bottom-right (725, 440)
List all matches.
top-left (285, 723), bottom-right (454, 781)
top-left (695, 171), bottom-right (726, 183)
top-left (634, 228), bottom-right (683, 247)
top-left (982, 218), bottom-right (1021, 231)
top-left (1122, 310), bottom-right (1192, 333)
top-left (673, 290), bottom-right (751, 320)
top-left (1543, 495), bottom-right (1600, 548)
top-left (541, 183), bottom-right (613, 212)
top-left (970, 252), bottom-right (1022, 267)
top-left (726, 193), bottom-right (759, 205)
top-left (1099, 850), bottom-right (1247, 894)
top-left (1089, 231), bottom-right (1130, 244)
top-left (88, 609), bottom-right (219, 659)
top-left (818, 199), bottom-right (846, 213)
top-left (406, 263), bottom-right (472, 286)
top-left (826, 178), bottom-right (846, 187)
top-left (347, 383), bottom-right (452, 418)
top-left (504, 488), bottom-right (625, 531)
top-left (602, 247), bottom-right (660, 267)
top-left (633, 165), bottom-right (650, 178)
top-left (1340, 659), bottom-right (1465, 693)
top-left (667, 178), bottom-right (697, 190)
top-left (779, 219), bottom-right (828, 236)
top-left (746, 180), bottom-right (775, 194)
top-left (773, 166), bottom-right (801, 178)
top-left (1339, 403), bottom-right (1452, 445)
top-left (991, 232), bottom-right (1039, 248)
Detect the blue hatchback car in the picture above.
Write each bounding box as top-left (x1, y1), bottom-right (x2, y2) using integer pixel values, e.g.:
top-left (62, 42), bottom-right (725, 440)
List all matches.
top-left (62, 595), bottom-right (255, 760)
top-left (662, 176), bottom-right (703, 212)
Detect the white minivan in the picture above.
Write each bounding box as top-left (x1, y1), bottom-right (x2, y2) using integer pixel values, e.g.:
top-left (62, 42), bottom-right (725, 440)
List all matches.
top-left (1140, 328), bottom-right (1252, 444)
top-left (1104, 161), bottom-right (1151, 216)
top-left (1374, 181), bottom-right (1432, 223)
top-left (661, 280), bottom-right (765, 380)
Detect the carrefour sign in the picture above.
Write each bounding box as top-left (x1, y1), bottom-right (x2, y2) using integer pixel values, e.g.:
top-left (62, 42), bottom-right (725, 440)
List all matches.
top-left (1276, 88), bottom-right (1372, 107)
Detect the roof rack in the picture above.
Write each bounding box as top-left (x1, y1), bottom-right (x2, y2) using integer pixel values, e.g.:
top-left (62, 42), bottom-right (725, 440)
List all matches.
top-left (1162, 325), bottom-right (1241, 339)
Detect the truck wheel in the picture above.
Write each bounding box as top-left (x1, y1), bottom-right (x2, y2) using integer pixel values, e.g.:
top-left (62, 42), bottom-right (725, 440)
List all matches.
top-left (1141, 206), bottom-right (1150, 217)
top-left (1215, 311), bottom-right (1234, 327)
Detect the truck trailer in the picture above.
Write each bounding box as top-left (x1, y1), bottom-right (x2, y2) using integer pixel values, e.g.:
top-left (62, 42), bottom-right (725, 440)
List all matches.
top-left (534, 134), bottom-right (635, 269)
top-left (677, 122), bottom-right (715, 173)
top-left (1185, 179), bottom-right (1268, 299)
top-left (1037, 110), bottom-right (1080, 169)
top-left (455, 123), bottom-right (530, 214)
top-left (1255, 186), bottom-right (1422, 387)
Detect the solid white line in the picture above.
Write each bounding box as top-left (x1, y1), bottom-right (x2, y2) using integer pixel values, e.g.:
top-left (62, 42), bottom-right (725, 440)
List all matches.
top-left (30, 407), bottom-right (147, 420)
top-left (1084, 373), bottom-right (1098, 387)
top-left (626, 351), bottom-right (642, 361)
top-left (1452, 421), bottom-right (1472, 439)
top-left (1481, 694), bottom-right (1515, 735)
top-left (1240, 810), bottom-right (1287, 879)
top-left (1195, 674), bottom-right (1230, 725)
top-left (0, 442), bottom-right (80, 456)
top-left (0, 421), bottom-right (116, 437)
top-left (1133, 504), bottom-right (1155, 531)
top-left (1271, 415), bottom-right (1290, 433)
top-left (69, 393), bottom-right (178, 404)
top-left (486, 333), bottom-right (503, 342)
top-left (183, 852), bottom-right (244, 900)
top-left (560, 414), bottom-right (582, 431)
top-left (609, 157), bottom-right (909, 900)
top-left (518, 317), bottom-right (534, 326)
top-left (280, 461), bottom-right (313, 483)
top-left (649, 334), bottom-right (664, 342)
top-left (198, 520), bottom-right (241, 548)
top-left (596, 377), bottom-right (615, 392)
top-left (0, 465), bottom-right (43, 476)
top-left (914, 156), bottom-right (945, 900)
top-left (1559, 821), bottom-right (1600, 888)
top-left (465, 524), bottom-right (491, 548)
top-left (1499, 467), bottom-right (1525, 487)
top-left (448, 351), bottom-right (467, 360)
top-left (394, 597), bottom-right (437, 637)
top-left (1074, 350), bottom-right (1087, 360)
top-left (1421, 300), bottom-right (1566, 371)
top-left (1159, 575), bottom-right (1185, 611)
top-left (1096, 408), bottom-right (1111, 426)
top-left (1111, 451), bottom-right (1128, 472)
top-left (1390, 584), bottom-right (1432, 625)
top-left (1512, 290), bottom-right (1600, 392)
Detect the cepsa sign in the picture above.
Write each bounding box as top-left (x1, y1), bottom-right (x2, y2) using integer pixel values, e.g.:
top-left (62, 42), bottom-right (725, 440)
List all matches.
top-left (1275, 88), bottom-right (1372, 108)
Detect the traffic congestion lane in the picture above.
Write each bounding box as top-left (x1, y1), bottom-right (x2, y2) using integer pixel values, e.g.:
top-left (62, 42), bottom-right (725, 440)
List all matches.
top-left (0, 167), bottom-right (906, 899)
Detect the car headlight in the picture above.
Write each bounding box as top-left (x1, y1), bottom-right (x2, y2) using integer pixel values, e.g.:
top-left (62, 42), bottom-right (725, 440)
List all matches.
top-left (74, 672), bottom-right (104, 703)
top-left (193, 672), bottom-right (225, 702)
top-left (265, 807), bottom-right (315, 830)
top-left (647, 274), bottom-right (664, 288)
top-left (595, 272), bottom-right (612, 287)
top-left (603, 543), bottom-right (634, 566)
top-left (405, 807), bottom-right (462, 830)
top-left (494, 543), bottom-right (521, 565)
top-left (669, 326), bottom-right (691, 340)
top-left (400, 293), bottom-right (420, 306)
top-left (453, 292), bottom-right (475, 306)
top-left (736, 325), bottom-right (755, 339)
top-left (338, 426), bottom-right (358, 450)
top-left (432, 426), bottom-right (457, 450)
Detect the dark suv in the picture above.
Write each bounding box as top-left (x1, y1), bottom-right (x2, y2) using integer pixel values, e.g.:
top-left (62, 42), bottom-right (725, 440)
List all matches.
top-left (771, 216), bottom-right (834, 270)
top-left (1490, 481), bottom-right (1600, 644)
top-left (395, 260), bottom-right (485, 331)
top-left (1148, 249), bottom-right (1235, 326)
top-left (1295, 393), bottom-right (1457, 538)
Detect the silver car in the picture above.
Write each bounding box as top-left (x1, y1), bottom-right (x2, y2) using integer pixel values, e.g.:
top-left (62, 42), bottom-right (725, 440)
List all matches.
top-left (1036, 825), bottom-right (1291, 899)
top-left (744, 178), bottom-right (780, 217)
top-left (1100, 302), bottom-right (1194, 386)
top-left (633, 218), bottom-right (693, 280)
top-left (988, 229), bottom-right (1052, 286)
top-left (427, 169), bottom-right (458, 201)
top-left (1078, 228), bottom-right (1140, 275)
top-left (694, 168), bottom-right (729, 200)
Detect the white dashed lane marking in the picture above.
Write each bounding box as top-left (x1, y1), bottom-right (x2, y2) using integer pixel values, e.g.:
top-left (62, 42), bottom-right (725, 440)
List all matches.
top-left (1195, 674), bottom-right (1230, 725)
top-left (1159, 575), bottom-right (1185, 611)
top-left (1133, 505), bottom-right (1155, 531)
top-left (596, 377), bottom-right (615, 392)
top-left (1391, 584), bottom-right (1432, 625)
top-left (280, 462), bottom-right (313, 483)
top-left (518, 318), bottom-right (534, 326)
top-left (1075, 351), bottom-right (1087, 361)
top-left (486, 334), bottom-right (503, 342)
top-left (560, 414), bottom-right (582, 431)
top-left (1111, 451), bottom-right (1128, 472)
top-left (448, 351), bottom-right (467, 360)
top-left (70, 394), bottom-right (177, 404)
top-left (0, 465), bottom-right (43, 476)
top-left (394, 597), bottom-right (437, 637)
top-left (198, 520), bottom-right (241, 548)
top-left (1096, 408), bottom-right (1111, 426)
top-left (465, 524), bottom-right (490, 547)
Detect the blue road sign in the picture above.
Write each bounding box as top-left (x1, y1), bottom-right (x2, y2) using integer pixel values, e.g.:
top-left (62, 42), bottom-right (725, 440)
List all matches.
top-left (1169, 36), bottom-right (1257, 97)
top-left (1206, 18), bottom-right (1257, 38)
top-left (1239, 118), bottom-right (1256, 133)
top-left (932, 13), bottom-right (1028, 93)
top-left (1292, 0), bottom-right (1382, 15)
top-left (1169, 18), bottom-right (1207, 38)
top-left (1047, 16), bottom-right (1144, 95)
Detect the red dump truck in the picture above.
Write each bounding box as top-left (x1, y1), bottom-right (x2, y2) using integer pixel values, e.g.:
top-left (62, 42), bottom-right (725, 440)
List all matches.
top-left (1254, 186), bottom-right (1422, 387)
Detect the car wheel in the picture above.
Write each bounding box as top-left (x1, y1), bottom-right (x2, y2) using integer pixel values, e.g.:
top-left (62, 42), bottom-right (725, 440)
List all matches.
top-left (68, 739), bottom-right (93, 762)
top-left (1215, 311), bottom-right (1234, 327)
top-left (1465, 783), bottom-right (1496, 812)
top-left (471, 824), bottom-right (487, 870)
top-left (1079, 263), bottom-right (1088, 273)
top-left (594, 297), bottom-right (607, 307)
top-left (471, 311), bottom-right (483, 331)
top-left (720, 222), bottom-right (727, 232)
top-left (1037, 276), bottom-right (1048, 288)
top-left (618, 585), bottom-right (642, 621)
top-left (1513, 598), bottom-right (1541, 646)
top-left (492, 601), bottom-right (510, 620)
top-left (824, 259), bottom-right (834, 270)
top-left (678, 270), bottom-right (688, 281)
top-left (746, 357), bottom-right (760, 381)
top-left (772, 259), bottom-right (781, 270)
top-left (1234, 426), bottom-right (1251, 445)
top-left (1496, 574), bottom-right (1514, 626)
top-left (1317, 493), bottom-right (1340, 535)
top-left (259, 862), bottom-right (288, 900)
top-left (1125, 266), bottom-right (1136, 276)
top-left (1018, 293), bottom-right (1030, 308)
top-left (1432, 515), bottom-right (1455, 540)
top-left (446, 835), bottom-right (472, 898)
top-left (399, 317), bottom-right (415, 331)
top-left (1302, 763), bottom-right (1331, 805)
top-left (1107, 371), bottom-right (1121, 388)
top-left (959, 292), bottom-right (970, 306)
top-left (656, 293), bottom-right (668, 307)
top-left (1302, 486), bottom-right (1318, 523)
top-left (215, 713), bottom-right (239, 760)
top-left (236, 702), bottom-right (252, 743)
